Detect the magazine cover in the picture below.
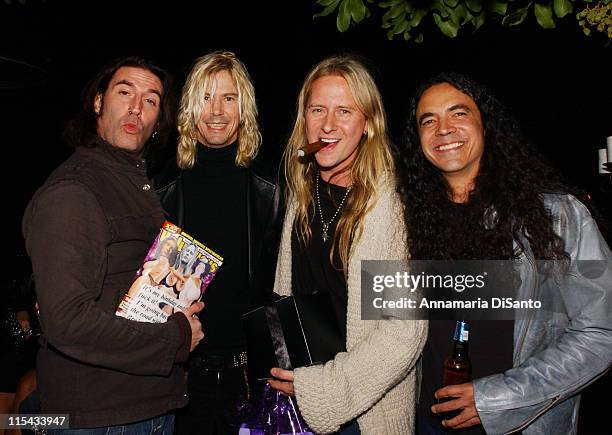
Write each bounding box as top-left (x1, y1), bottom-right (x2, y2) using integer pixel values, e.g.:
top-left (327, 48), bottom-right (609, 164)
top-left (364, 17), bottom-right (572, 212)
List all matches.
top-left (116, 221), bottom-right (223, 323)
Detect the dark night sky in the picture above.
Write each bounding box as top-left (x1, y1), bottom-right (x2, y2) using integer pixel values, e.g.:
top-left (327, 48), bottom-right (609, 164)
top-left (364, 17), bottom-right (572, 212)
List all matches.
top-left (2, 0), bottom-right (611, 249)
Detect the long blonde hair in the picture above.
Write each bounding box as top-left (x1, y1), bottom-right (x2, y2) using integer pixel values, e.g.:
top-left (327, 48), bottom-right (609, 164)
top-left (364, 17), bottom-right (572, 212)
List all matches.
top-left (177, 51), bottom-right (261, 168)
top-left (283, 54), bottom-right (394, 272)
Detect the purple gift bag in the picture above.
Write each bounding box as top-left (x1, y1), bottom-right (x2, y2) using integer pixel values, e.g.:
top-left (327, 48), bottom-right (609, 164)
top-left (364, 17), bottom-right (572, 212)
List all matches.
top-left (238, 384), bottom-right (313, 435)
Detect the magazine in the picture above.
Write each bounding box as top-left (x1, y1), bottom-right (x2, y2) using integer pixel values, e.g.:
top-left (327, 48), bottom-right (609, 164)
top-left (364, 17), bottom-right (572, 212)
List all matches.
top-left (116, 221), bottom-right (223, 323)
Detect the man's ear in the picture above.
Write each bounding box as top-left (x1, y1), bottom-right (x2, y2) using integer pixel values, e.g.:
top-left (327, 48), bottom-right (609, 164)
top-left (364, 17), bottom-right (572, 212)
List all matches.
top-left (94, 93), bottom-right (102, 115)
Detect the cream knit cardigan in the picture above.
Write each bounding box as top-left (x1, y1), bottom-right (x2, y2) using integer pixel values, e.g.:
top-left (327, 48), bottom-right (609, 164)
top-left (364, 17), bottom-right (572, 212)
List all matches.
top-left (273, 176), bottom-right (427, 435)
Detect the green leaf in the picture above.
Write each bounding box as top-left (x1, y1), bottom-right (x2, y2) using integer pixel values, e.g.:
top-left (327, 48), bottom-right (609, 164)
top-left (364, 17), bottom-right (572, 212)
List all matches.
top-left (472, 10), bottom-right (487, 30)
top-left (434, 12), bottom-right (460, 37)
top-left (553, 0), bottom-right (572, 18)
top-left (317, 0), bottom-right (340, 6)
top-left (314, 0), bottom-right (342, 18)
top-left (337, 0), bottom-right (352, 32)
top-left (349, 0), bottom-right (368, 23)
top-left (486, 0), bottom-right (508, 15)
top-left (534, 3), bottom-right (556, 29)
top-left (502, 4), bottom-right (531, 26)
top-left (453, 3), bottom-right (474, 25)
top-left (383, 2), bottom-right (406, 21)
top-left (415, 33), bottom-right (424, 43)
top-left (392, 19), bottom-right (410, 34)
top-left (409, 8), bottom-right (428, 27)
top-left (444, 0), bottom-right (460, 7)
top-left (466, 0), bottom-right (483, 13)
top-left (432, 0), bottom-right (451, 18)
top-left (392, 12), bottom-right (408, 23)
top-left (447, 7), bottom-right (459, 25)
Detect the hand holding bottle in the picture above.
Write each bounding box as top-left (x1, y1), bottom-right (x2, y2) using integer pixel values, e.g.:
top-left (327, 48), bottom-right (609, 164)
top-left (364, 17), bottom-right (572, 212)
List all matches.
top-left (432, 382), bottom-right (481, 429)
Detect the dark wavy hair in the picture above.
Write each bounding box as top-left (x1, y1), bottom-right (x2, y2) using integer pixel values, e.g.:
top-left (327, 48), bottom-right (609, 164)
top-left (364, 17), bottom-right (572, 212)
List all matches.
top-left (63, 56), bottom-right (175, 161)
top-left (397, 72), bottom-right (568, 261)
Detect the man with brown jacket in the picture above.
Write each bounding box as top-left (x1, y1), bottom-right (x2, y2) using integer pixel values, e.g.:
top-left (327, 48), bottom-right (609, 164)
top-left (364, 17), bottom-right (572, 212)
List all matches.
top-left (22, 57), bottom-right (204, 432)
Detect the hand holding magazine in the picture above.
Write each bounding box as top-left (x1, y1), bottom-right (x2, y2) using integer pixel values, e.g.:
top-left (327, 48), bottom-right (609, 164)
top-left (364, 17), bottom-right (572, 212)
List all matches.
top-left (116, 221), bottom-right (223, 323)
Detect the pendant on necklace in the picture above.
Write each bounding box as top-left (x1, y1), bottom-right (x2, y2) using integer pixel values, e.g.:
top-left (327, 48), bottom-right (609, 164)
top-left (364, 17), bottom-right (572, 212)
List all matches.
top-left (322, 223), bottom-right (329, 243)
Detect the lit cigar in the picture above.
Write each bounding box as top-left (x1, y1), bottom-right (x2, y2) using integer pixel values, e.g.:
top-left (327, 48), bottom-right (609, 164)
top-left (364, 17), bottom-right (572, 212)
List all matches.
top-left (297, 140), bottom-right (327, 157)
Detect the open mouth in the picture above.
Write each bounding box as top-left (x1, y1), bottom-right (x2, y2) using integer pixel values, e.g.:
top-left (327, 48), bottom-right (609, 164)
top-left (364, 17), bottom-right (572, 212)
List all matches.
top-left (319, 138), bottom-right (340, 149)
top-left (206, 123), bottom-right (227, 130)
top-left (435, 141), bottom-right (464, 151)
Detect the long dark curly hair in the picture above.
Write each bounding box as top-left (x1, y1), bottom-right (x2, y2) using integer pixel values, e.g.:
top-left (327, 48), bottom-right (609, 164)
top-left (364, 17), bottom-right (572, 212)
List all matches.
top-left (397, 72), bottom-right (568, 261)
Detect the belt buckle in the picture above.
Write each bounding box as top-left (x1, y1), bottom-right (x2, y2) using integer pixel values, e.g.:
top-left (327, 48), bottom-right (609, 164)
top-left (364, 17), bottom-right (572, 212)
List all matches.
top-left (234, 350), bottom-right (248, 368)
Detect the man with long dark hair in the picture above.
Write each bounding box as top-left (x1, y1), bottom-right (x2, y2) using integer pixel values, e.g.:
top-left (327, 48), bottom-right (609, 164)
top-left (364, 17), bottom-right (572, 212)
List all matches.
top-left (22, 57), bottom-right (204, 432)
top-left (397, 73), bottom-right (612, 434)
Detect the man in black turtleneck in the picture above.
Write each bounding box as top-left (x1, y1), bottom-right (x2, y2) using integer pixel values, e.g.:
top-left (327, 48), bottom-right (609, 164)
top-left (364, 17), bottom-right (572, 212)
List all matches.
top-left (155, 51), bottom-right (283, 434)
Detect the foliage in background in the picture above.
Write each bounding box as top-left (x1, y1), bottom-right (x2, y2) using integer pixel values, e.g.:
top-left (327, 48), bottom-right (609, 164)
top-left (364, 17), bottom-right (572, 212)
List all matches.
top-left (314, 0), bottom-right (612, 42)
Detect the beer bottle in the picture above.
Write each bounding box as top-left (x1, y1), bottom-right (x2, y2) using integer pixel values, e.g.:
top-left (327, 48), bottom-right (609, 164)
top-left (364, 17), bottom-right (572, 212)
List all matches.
top-left (442, 320), bottom-right (472, 386)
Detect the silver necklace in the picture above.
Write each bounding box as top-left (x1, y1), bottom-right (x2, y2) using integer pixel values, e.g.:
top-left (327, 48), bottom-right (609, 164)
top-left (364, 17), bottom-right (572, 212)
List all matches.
top-left (315, 172), bottom-right (352, 243)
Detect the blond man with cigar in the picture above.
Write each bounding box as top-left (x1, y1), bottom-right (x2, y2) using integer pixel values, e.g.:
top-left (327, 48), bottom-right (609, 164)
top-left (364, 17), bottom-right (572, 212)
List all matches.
top-left (268, 54), bottom-right (426, 435)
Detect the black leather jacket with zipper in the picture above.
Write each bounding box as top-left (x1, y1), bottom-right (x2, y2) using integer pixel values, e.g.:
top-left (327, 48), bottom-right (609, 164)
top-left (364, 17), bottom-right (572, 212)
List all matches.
top-left (153, 156), bottom-right (284, 308)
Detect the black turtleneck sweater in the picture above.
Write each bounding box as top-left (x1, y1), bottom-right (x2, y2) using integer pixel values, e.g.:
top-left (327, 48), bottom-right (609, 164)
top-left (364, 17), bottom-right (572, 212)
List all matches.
top-left (182, 142), bottom-right (249, 355)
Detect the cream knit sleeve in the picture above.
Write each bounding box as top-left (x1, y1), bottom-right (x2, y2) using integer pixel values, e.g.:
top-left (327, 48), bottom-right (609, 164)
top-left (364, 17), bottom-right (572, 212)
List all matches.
top-left (293, 319), bottom-right (426, 433)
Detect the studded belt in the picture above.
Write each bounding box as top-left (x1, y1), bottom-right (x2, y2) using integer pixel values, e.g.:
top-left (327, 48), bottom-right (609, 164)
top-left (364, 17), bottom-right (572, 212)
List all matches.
top-left (193, 350), bottom-right (248, 372)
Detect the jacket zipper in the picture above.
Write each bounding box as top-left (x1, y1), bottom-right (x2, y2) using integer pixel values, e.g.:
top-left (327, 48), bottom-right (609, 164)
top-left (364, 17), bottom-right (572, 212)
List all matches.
top-left (513, 252), bottom-right (536, 367)
top-left (507, 250), bottom-right (554, 434)
top-left (505, 395), bottom-right (559, 435)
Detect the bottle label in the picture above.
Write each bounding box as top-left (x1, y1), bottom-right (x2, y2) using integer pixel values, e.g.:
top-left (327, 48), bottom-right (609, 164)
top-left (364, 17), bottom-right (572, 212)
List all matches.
top-left (454, 321), bottom-right (469, 342)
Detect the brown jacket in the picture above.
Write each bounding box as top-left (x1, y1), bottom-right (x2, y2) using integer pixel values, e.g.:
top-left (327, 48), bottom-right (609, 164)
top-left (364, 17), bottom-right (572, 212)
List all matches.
top-left (23, 141), bottom-right (190, 428)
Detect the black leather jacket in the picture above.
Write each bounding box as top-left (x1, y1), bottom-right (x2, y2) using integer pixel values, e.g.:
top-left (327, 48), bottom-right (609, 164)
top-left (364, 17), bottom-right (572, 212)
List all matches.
top-left (153, 157), bottom-right (284, 307)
